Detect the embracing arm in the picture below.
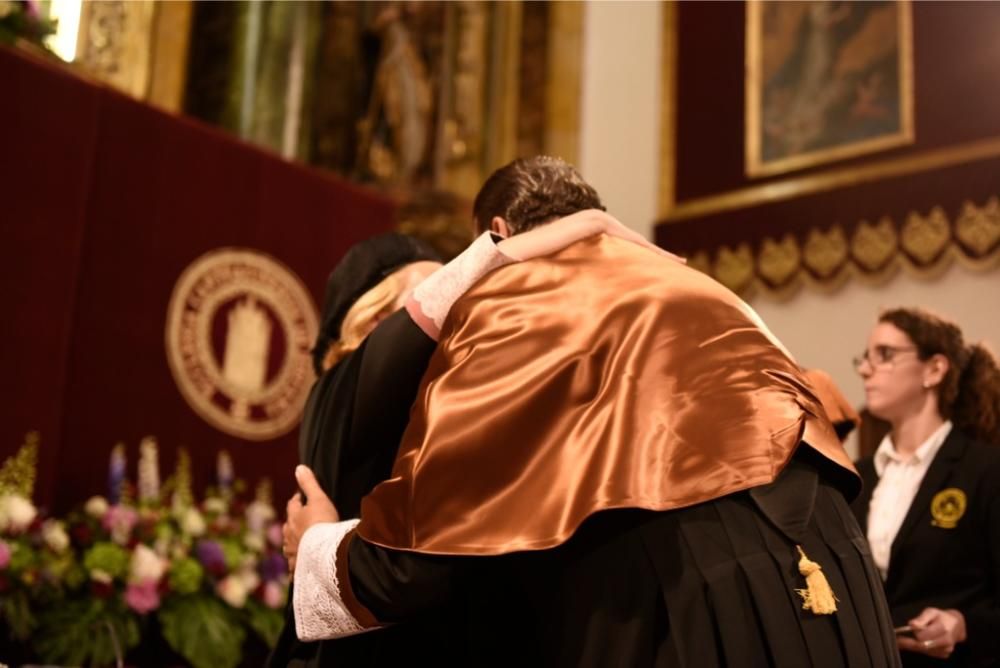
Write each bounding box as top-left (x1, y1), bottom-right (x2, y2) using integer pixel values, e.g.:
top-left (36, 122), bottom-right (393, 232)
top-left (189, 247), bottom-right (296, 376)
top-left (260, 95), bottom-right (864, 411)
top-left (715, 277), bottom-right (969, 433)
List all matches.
top-left (286, 466), bottom-right (463, 641)
top-left (408, 209), bottom-right (682, 340)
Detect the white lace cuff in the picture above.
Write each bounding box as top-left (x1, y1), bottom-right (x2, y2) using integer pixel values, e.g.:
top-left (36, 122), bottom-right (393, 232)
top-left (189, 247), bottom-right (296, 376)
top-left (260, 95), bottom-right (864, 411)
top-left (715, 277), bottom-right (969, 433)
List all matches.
top-left (293, 518), bottom-right (371, 641)
top-left (407, 231), bottom-right (515, 340)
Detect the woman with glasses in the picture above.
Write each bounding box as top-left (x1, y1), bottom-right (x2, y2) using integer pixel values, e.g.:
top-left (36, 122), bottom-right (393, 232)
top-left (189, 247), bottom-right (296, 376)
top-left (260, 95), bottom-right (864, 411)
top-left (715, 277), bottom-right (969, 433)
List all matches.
top-left (851, 307), bottom-right (1000, 666)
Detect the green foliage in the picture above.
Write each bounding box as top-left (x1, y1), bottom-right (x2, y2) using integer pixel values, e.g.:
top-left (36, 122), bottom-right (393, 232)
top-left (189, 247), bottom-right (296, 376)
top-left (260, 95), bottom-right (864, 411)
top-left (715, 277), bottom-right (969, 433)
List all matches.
top-left (0, 432), bottom-right (38, 497)
top-left (168, 556), bottom-right (205, 595)
top-left (160, 595), bottom-right (246, 668)
top-left (0, 588), bottom-right (36, 641)
top-left (244, 597), bottom-right (284, 648)
top-left (0, 4), bottom-right (56, 51)
top-left (36, 598), bottom-right (140, 667)
top-left (83, 542), bottom-right (129, 579)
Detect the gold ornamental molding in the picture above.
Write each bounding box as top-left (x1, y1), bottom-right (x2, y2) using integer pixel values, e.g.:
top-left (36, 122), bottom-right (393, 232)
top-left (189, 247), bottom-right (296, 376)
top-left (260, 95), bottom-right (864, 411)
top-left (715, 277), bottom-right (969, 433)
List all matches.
top-left (661, 135), bottom-right (1000, 223)
top-left (687, 196), bottom-right (1000, 300)
top-left (75, 0), bottom-right (191, 111)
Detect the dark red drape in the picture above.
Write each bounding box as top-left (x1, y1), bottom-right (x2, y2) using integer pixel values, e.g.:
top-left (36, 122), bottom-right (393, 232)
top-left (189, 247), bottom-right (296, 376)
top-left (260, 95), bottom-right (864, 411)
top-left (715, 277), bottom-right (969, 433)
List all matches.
top-left (0, 46), bottom-right (397, 512)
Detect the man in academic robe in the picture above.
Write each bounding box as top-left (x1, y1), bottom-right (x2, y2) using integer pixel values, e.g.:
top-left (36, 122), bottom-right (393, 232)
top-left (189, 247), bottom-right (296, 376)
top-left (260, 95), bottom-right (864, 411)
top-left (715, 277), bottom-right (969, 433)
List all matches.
top-left (284, 157), bottom-right (901, 668)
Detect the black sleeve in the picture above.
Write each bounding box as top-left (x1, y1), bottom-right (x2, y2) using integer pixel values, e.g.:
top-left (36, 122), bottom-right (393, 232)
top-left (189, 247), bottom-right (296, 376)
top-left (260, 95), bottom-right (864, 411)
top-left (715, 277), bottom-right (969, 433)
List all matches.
top-left (334, 309), bottom-right (436, 516)
top-left (347, 533), bottom-right (462, 623)
top-left (962, 457), bottom-right (1000, 666)
top-left (352, 307), bottom-right (436, 425)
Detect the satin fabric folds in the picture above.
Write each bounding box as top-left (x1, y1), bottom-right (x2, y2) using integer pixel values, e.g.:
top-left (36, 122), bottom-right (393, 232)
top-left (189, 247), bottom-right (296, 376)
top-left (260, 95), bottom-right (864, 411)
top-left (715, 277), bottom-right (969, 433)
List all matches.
top-left (358, 235), bottom-right (858, 555)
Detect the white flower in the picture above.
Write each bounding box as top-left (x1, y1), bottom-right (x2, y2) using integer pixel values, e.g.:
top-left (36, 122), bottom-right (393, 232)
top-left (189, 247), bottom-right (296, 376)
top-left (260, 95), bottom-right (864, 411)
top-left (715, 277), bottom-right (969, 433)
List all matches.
top-left (216, 575), bottom-right (248, 608)
top-left (0, 1), bottom-right (16, 20)
top-left (153, 534), bottom-right (172, 558)
top-left (0, 494), bottom-right (38, 533)
top-left (202, 497), bottom-right (227, 515)
top-left (137, 437), bottom-right (160, 503)
top-left (237, 567), bottom-right (260, 594)
top-left (129, 544), bottom-right (166, 584)
top-left (243, 532), bottom-right (265, 553)
top-left (84, 496), bottom-right (110, 518)
top-left (91, 568), bottom-right (112, 584)
top-left (180, 508), bottom-right (206, 537)
top-left (41, 519), bottom-right (70, 553)
top-left (245, 500), bottom-right (276, 533)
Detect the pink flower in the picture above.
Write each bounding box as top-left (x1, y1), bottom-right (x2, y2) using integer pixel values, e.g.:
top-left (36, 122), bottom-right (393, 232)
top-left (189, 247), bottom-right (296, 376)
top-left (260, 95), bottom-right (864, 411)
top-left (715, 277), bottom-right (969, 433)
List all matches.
top-left (0, 540), bottom-right (10, 570)
top-left (102, 505), bottom-right (138, 545)
top-left (124, 579), bottom-right (161, 614)
top-left (262, 580), bottom-right (285, 609)
top-left (266, 523), bottom-right (283, 548)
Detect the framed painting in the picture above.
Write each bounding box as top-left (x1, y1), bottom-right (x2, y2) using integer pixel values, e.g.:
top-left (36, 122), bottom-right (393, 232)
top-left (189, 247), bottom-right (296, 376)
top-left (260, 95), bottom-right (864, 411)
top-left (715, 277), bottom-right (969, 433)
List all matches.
top-left (745, 0), bottom-right (914, 177)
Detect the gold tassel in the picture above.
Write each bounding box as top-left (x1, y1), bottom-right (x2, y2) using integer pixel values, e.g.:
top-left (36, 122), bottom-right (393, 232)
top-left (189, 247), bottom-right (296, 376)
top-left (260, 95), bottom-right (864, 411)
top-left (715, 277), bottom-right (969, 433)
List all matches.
top-left (795, 545), bottom-right (838, 615)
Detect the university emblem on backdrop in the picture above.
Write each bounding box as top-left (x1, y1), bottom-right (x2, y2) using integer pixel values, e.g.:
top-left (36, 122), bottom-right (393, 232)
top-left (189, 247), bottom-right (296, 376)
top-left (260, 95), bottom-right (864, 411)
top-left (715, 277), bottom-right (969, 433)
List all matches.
top-left (165, 249), bottom-right (319, 440)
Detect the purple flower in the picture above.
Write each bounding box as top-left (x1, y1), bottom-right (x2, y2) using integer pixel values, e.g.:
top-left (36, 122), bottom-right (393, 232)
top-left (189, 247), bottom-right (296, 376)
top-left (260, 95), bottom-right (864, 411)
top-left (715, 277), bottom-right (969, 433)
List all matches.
top-left (195, 540), bottom-right (227, 577)
top-left (124, 580), bottom-right (160, 614)
top-left (260, 552), bottom-right (287, 582)
top-left (0, 540), bottom-right (10, 570)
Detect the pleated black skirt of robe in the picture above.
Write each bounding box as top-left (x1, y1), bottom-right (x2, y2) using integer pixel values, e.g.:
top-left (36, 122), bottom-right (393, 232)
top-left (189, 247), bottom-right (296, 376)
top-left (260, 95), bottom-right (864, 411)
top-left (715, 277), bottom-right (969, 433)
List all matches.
top-left (346, 446), bottom-right (902, 668)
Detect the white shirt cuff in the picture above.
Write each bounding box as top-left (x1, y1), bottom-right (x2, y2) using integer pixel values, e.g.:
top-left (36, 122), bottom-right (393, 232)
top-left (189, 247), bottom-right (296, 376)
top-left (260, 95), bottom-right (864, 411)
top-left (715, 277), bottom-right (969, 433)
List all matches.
top-left (293, 518), bottom-right (369, 641)
top-left (408, 231), bottom-right (515, 339)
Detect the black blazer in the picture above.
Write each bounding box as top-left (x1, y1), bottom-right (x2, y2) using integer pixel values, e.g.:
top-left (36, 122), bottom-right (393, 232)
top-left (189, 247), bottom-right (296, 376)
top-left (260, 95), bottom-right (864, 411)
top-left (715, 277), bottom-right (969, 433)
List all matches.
top-left (853, 428), bottom-right (1000, 667)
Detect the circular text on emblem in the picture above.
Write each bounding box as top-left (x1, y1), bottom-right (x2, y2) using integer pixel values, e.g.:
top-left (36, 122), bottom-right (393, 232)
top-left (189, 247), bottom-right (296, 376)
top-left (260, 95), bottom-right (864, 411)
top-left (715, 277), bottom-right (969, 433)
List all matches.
top-left (165, 248), bottom-right (319, 441)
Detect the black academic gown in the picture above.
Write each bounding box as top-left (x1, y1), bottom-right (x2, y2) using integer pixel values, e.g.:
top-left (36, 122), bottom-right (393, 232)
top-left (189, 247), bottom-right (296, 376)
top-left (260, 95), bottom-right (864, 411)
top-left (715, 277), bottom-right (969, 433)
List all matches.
top-left (268, 309), bottom-right (467, 667)
top-left (853, 429), bottom-right (1000, 667)
top-left (345, 446), bottom-right (901, 668)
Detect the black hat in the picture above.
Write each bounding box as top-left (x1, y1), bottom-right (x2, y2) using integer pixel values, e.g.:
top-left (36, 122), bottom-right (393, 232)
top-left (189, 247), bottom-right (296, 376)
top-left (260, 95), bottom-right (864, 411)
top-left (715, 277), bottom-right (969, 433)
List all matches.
top-left (313, 233), bottom-right (440, 374)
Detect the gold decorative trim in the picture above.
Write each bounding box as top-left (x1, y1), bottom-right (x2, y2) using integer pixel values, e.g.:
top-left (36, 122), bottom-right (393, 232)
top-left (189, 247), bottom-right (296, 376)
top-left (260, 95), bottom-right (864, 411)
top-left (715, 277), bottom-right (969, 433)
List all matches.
top-left (758, 235), bottom-right (801, 287)
top-left (901, 206), bottom-right (950, 264)
top-left (76, 0), bottom-right (156, 99)
top-left (954, 197), bottom-right (1000, 256)
top-left (664, 135), bottom-right (1000, 223)
top-left (687, 196), bottom-right (1000, 299)
top-left (545, 0), bottom-right (583, 165)
top-left (744, 0), bottom-right (914, 178)
top-left (851, 217), bottom-right (897, 273)
top-left (147, 0), bottom-right (193, 113)
top-left (483, 1), bottom-right (523, 172)
top-left (803, 225), bottom-right (849, 279)
top-left (657, 0), bottom-right (678, 216)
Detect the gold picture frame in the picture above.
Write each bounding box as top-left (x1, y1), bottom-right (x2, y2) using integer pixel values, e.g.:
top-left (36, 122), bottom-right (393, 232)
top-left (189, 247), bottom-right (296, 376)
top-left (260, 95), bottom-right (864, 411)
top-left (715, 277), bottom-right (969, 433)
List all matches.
top-left (745, 0), bottom-right (914, 178)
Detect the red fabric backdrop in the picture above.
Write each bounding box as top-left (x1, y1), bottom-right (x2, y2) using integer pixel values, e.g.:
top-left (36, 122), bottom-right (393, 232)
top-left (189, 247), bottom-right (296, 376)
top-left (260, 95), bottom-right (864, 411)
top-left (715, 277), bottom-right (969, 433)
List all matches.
top-left (0, 47), bottom-right (397, 512)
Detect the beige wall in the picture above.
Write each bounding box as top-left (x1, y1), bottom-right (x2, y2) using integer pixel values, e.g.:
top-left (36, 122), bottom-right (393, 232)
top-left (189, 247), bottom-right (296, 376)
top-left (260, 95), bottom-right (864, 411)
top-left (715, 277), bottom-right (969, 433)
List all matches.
top-left (749, 265), bottom-right (1000, 457)
top-left (577, 0), bottom-right (662, 240)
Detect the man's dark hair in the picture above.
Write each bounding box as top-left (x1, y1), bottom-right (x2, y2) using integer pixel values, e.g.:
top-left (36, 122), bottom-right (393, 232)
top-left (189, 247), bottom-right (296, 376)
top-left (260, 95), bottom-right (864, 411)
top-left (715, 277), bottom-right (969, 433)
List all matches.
top-left (472, 156), bottom-right (604, 234)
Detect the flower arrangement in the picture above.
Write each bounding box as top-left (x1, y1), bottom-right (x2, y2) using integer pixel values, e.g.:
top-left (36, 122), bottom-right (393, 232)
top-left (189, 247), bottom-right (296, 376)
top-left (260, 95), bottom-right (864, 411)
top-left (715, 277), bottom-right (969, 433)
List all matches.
top-left (0, 433), bottom-right (289, 668)
top-left (0, 0), bottom-right (56, 50)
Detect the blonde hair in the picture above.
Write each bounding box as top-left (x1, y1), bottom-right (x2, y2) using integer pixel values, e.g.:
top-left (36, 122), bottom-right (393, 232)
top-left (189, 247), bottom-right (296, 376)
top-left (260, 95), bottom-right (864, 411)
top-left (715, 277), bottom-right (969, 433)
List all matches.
top-left (323, 272), bottom-right (402, 370)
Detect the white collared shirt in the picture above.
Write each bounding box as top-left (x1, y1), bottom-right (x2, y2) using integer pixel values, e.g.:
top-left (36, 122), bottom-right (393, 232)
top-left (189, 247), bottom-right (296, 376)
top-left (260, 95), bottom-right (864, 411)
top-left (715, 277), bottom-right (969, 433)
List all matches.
top-left (867, 420), bottom-right (953, 579)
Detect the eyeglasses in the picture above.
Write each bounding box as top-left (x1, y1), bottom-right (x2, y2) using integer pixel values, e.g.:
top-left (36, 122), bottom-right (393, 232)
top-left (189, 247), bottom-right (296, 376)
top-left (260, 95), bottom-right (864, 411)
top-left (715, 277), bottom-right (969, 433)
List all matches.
top-left (853, 345), bottom-right (918, 372)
